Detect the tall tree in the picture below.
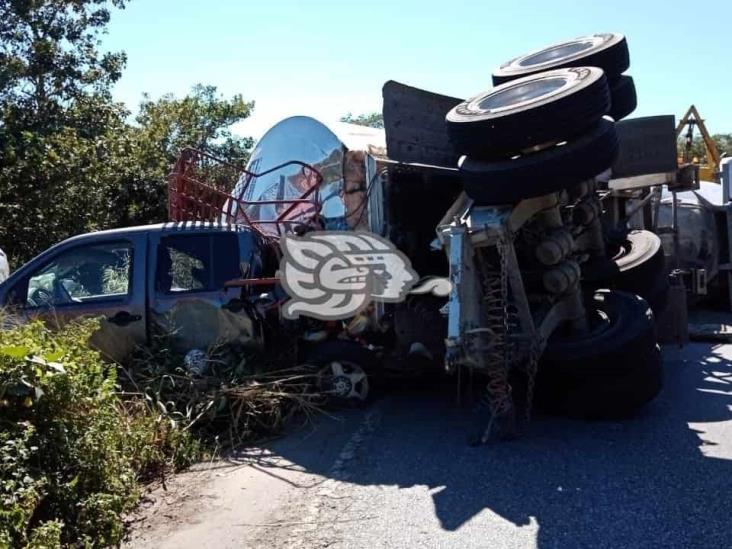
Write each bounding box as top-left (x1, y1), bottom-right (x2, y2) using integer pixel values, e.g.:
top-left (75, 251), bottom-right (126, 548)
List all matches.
top-left (0, 0), bottom-right (128, 129)
top-left (0, 0), bottom-right (131, 264)
top-left (0, 2), bottom-right (255, 265)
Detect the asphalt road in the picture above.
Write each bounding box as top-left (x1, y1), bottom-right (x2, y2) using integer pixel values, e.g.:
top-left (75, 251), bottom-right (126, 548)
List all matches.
top-left (127, 343), bottom-right (732, 549)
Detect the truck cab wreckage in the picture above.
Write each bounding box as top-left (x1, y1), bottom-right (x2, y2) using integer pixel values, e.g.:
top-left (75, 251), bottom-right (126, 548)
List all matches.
top-left (166, 33), bottom-right (695, 443)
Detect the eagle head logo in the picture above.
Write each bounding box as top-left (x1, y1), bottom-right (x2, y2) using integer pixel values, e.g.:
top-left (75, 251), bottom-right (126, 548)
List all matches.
top-left (278, 231), bottom-right (423, 320)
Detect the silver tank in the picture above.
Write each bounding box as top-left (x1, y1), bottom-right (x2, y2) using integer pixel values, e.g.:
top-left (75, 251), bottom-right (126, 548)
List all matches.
top-left (223, 116), bottom-right (385, 234)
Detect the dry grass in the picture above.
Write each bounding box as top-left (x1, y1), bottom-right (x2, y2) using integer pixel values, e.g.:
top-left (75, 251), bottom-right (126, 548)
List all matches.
top-left (118, 335), bottom-right (327, 451)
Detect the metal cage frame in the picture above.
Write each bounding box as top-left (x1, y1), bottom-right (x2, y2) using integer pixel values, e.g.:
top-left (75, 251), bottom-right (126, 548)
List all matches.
top-left (168, 147), bottom-right (324, 238)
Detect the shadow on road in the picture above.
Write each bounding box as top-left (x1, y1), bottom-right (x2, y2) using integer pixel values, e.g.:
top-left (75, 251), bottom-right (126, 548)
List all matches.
top-left (236, 344), bottom-right (732, 548)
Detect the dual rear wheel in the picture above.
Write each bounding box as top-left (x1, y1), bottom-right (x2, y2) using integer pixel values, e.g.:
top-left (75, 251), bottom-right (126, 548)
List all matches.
top-left (447, 34), bottom-right (661, 419)
top-left (536, 290), bottom-right (661, 419)
top-left (446, 32), bottom-right (636, 206)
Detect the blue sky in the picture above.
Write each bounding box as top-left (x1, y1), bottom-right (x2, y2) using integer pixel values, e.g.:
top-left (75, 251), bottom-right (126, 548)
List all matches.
top-left (105, 0), bottom-right (732, 138)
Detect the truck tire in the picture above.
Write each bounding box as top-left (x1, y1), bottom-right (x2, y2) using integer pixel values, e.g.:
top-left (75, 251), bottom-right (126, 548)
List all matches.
top-left (447, 67), bottom-right (610, 158)
top-left (459, 118), bottom-right (619, 204)
top-left (535, 290), bottom-right (661, 419)
top-left (539, 344), bottom-right (662, 420)
top-left (612, 230), bottom-right (665, 291)
top-left (492, 33), bottom-right (629, 85)
top-left (608, 75), bottom-right (637, 121)
top-left (586, 230), bottom-right (669, 315)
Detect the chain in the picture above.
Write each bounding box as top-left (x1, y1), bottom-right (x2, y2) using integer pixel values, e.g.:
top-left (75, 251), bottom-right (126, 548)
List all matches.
top-left (496, 233), bottom-right (541, 425)
top-left (497, 236), bottom-right (511, 375)
top-left (523, 340), bottom-right (541, 422)
top-left (473, 243), bottom-right (509, 371)
top-left (471, 235), bottom-right (519, 442)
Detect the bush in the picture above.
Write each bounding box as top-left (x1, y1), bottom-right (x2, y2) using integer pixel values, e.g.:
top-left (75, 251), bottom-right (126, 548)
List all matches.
top-left (0, 319), bottom-right (199, 547)
top-left (0, 318), bottom-right (324, 547)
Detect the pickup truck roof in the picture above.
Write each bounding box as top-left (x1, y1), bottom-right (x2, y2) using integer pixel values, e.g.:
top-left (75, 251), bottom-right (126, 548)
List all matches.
top-left (2, 222), bottom-right (261, 286)
top-left (44, 222), bottom-right (254, 248)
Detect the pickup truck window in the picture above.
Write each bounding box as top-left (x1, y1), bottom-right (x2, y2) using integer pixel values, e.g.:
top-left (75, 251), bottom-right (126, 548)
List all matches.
top-left (156, 234), bottom-right (239, 294)
top-left (25, 242), bottom-right (133, 308)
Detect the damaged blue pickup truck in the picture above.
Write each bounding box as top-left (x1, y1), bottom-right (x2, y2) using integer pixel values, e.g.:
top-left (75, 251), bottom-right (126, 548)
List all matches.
top-left (0, 223), bottom-right (276, 363)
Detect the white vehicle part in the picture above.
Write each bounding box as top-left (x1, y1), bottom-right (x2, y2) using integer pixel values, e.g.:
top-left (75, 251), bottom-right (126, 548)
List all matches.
top-left (0, 248), bottom-right (8, 284)
top-left (721, 157), bottom-right (732, 202)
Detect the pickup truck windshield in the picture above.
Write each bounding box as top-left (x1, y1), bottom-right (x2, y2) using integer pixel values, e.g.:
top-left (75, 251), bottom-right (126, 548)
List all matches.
top-left (26, 242), bottom-right (132, 308)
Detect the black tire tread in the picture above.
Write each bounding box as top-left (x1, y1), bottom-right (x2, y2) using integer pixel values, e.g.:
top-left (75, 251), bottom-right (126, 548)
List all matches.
top-left (459, 118), bottom-right (619, 204)
top-left (448, 68), bottom-right (610, 158)
top-left (538, 345), bottom-right (662, 419)
top-left (535, 291), bottom-right (661, 419)
top-left (609, 75), bottom-right (637, 121)
top-left (586, 230), bottom-right (669, 316)
top-left (493, 33), bottom-right (630, 85)
top-left (541, 291), bottom-right (656, 374)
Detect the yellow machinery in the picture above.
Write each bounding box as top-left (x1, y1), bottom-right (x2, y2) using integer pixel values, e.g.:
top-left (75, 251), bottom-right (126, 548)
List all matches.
top-left (676, 105), bottom-right (721, 182)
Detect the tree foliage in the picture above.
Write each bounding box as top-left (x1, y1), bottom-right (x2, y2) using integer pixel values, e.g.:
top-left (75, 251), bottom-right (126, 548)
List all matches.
top-left (0, 1), bottom-right (254, 267)
top-left (111, 86), bottom-right (254, 227)
top-left (0, 0), bottom-right (128, 128)
top-left (677, 133), bottom-right (732, 163)
top-left (340, 111), bottom-right (384, 129)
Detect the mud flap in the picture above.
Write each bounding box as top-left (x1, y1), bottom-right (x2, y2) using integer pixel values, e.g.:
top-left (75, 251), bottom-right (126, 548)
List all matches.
top-left (382, 80), bottom-right (462, 167)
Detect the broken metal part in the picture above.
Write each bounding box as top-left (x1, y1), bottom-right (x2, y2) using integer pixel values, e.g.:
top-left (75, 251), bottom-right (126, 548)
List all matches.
top-left (444, 224), bottom-right (482, 372)
top-left (184, 348), bottom-right (208, 376)
top-left (439, 188), bottom-right (598, 443)
top-left (437, 192), bottom-right (561, 251)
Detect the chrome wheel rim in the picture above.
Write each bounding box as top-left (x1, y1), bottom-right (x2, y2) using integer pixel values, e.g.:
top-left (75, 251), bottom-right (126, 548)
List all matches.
top-left (477, 76), bottom-right (568, 112)
top-left (519, 40), bottom-right (596, 67)
top-left (319, 361), bottom-right (369, 401)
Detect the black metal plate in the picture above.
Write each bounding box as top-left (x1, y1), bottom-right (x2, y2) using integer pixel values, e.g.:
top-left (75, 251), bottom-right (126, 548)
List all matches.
top-left (382, 80), bottom-right (463, 167)
top-left (612, 115), bottom-right (678, 178)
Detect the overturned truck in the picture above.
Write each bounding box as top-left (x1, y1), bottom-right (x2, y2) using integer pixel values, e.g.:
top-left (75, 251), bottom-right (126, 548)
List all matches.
top-left (169, 33), bottom-right (676, 443)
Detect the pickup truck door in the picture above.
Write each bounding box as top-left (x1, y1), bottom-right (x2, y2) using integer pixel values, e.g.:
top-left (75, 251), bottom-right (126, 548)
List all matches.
top-left (148, 231), bottom-right (256, 353)
top-left (3, 234), bottom-right (147, 362)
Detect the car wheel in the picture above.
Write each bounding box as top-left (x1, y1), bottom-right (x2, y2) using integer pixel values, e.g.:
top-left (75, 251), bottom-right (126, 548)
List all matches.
top-left (608, 75), bottom-right (637, 121)
top-left (535, 290), bottom-right (661, 419)
top-left (304, 340), bottom-right (380, 405)
top-left (447, 67), bottom-right (610, 158)
top-left (492, 33), bottom-right (629, 85)
top-left (458, 118), bottom-right (619, 204)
